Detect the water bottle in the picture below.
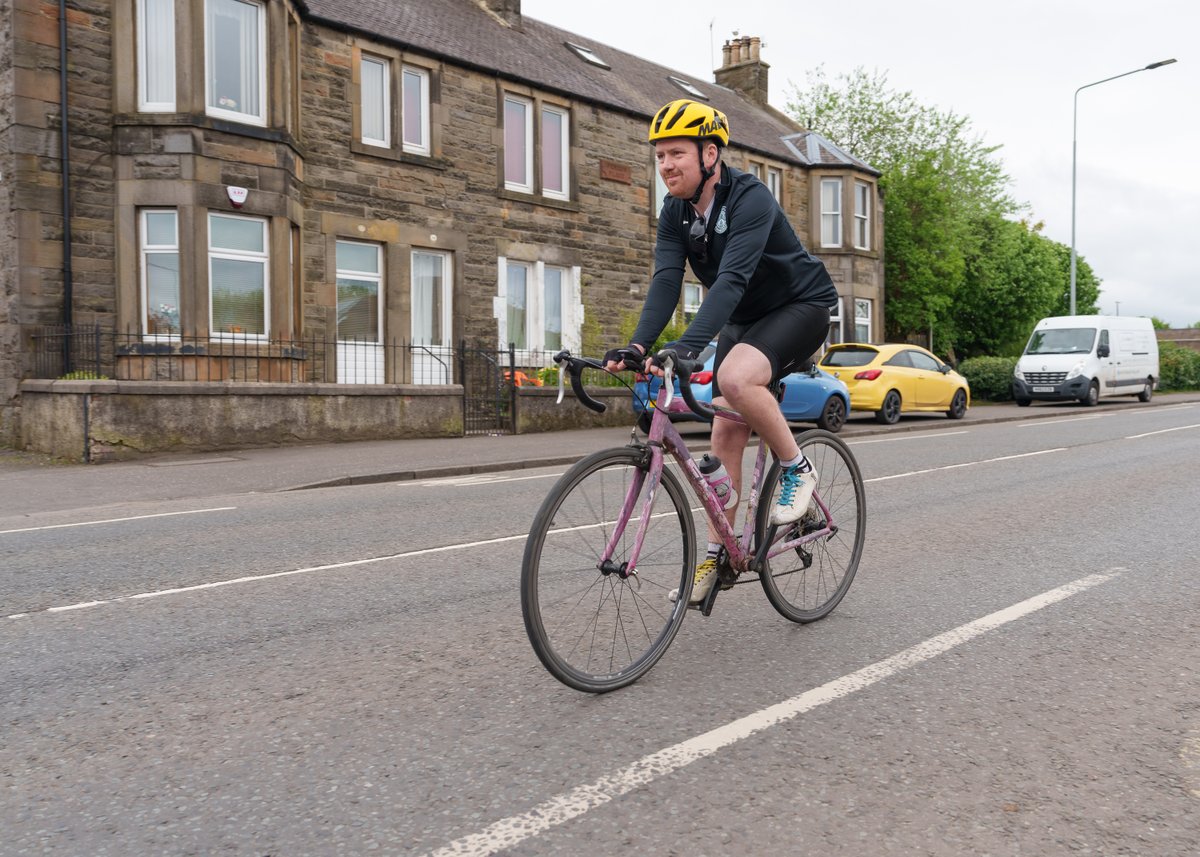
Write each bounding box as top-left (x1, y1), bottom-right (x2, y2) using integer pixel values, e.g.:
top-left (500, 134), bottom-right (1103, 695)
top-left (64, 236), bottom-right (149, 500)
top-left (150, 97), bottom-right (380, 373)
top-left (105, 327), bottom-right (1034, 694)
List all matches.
top-left (698, 453), bottom-right (738, 509)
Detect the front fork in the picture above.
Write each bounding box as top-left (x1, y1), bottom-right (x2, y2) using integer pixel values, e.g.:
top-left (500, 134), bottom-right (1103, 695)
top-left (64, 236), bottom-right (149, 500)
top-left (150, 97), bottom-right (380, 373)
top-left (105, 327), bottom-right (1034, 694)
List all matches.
top-left (597, 445), bottom-right (659, 583)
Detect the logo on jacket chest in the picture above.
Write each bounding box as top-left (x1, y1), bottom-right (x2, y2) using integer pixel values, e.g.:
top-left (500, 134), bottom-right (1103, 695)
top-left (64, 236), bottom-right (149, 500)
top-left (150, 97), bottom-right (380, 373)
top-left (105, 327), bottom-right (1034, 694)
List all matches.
top-left (715, 206), bottom-right (728, 234)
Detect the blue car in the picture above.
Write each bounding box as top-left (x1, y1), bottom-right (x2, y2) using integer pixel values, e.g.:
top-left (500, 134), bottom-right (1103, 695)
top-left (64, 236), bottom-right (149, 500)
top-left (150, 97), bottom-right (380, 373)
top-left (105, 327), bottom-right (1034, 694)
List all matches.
top-left (632, 342), bottom-right (852, 433)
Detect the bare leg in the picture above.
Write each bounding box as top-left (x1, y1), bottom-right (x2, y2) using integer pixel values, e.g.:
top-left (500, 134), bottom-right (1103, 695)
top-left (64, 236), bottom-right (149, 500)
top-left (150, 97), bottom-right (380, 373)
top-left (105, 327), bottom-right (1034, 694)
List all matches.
top-left (706, 343), bottom-right (800, 543)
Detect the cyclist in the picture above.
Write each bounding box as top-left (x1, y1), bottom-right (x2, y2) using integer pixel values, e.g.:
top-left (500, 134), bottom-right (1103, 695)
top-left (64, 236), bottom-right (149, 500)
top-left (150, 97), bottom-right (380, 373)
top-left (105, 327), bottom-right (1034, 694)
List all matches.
top-left (604, 98), bottom-right (840, 605)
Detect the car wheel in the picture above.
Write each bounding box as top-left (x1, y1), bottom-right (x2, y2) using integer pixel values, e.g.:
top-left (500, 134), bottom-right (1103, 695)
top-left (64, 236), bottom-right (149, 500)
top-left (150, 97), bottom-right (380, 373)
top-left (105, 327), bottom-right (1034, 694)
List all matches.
top-left (1080, 380), bottom-right (1100, 407)
top-left (875, 390), bottom-right (902, 425)
top-left (1137, 380), bottom-right (1153, 403)
top-left (817, 395), bottom-right (847, 433)
top-left (946, 389), bottom-right (968, 420)
top-left (1016, 398), bottom-right (1032, 407)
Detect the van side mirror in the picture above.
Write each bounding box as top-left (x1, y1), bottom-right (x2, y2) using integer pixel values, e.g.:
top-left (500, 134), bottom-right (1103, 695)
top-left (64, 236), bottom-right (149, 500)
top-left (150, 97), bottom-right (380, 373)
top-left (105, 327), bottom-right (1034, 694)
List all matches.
top-left (1097, 345), bottom-right (1110, 358)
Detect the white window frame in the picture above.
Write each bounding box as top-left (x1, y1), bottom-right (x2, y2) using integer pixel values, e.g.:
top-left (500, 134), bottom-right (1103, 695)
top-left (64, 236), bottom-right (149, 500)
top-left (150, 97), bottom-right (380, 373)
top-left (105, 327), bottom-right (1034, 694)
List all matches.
top-left (827, 295), bottom-right (843, 347)
top-left (541, 105), bottom-right (570, 201)
top-left (360, 54), bottom-right (391, 148)
top-left (204, 0), bottom-right (267, 127)
top-left (820, 177), bottom-right (843, 248)
top-left (504, 95), bottom-right (534, 194)
top-left (140, 209), bottom-right (180, 339)
top-left (565, 42), bottom-right (610, 69)
top-left (683, 282), bottom-right (704, 323)
top-left (335, 240), bottom-right (384, 343)
top-left (411, 248), bottom-right (453, 346)
top-left (747, 162), bottom-right (763, 182)
top-left (208, 212), bottom-right (269, 339)
top-left (401, 65), bottom-right (431, 156)
top-left (854, 298), bottom-right (872, 343)
top-left (767, 167), bottom-right (783, 203)
top-left (137, 0), bottom-right (176, 112)
top-left (542, 265), bottom-right (567, 351)
top-left (495, 258), bottom-right (582, 358)
top-left (854, 181), bottom-right (871, 250)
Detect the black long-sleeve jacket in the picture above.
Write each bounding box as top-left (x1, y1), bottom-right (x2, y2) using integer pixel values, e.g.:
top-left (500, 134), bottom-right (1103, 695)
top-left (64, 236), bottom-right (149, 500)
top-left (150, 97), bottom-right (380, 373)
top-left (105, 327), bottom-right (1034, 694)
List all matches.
top-left (632, 163), bottom-right (839, 353)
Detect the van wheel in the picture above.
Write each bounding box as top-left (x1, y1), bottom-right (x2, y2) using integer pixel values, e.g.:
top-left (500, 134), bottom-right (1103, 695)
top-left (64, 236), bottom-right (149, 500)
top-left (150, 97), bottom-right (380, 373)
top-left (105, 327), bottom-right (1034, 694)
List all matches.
top-left (875, 390), bottom-right (902, 424)
top-left (1016, 398), bottom-right (1032, 407)
top-left (946, 389), bottom-right (968, 420)
top-left (1137, 380), bottom-right (1153, 403)
top-left (1080, 380), bottom-right (1100, 407)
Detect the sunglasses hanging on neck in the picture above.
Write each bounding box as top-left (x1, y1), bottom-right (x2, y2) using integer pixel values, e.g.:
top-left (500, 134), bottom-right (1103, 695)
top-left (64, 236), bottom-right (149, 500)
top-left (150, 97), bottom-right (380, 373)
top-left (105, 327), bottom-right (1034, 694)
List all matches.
top-left (688, 214), bottom-right (708, 261)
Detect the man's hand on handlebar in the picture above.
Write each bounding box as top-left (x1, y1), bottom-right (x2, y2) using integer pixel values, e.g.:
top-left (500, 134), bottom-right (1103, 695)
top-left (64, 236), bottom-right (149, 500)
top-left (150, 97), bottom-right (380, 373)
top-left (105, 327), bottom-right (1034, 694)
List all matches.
top-left (648, 341), bottom-right (700, 377)
top-left (603, 344), bottom-right (647, 373)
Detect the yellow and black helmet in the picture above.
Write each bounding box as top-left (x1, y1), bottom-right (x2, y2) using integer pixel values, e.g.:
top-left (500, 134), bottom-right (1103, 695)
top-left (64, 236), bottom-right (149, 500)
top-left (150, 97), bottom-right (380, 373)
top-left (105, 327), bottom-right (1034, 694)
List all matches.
top-left (648, 99), bottom-right (730, 147)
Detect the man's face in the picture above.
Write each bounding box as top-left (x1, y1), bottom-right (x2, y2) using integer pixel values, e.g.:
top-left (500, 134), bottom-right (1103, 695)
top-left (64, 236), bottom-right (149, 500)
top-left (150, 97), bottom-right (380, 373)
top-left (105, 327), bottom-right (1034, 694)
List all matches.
top-left (655, 139), bottom-right (713, 199)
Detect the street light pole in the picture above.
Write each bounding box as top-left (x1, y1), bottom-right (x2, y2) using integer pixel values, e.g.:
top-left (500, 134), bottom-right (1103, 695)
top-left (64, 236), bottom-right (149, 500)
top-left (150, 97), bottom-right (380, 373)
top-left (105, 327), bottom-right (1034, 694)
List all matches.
top-left (1070, 58), bottom-right (1177, 316)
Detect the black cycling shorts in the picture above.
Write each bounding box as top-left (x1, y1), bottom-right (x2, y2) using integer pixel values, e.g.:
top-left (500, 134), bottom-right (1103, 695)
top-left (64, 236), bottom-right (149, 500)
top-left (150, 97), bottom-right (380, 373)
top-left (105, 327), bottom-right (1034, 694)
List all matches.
top-left (711, 302), bottom-right (832, 399)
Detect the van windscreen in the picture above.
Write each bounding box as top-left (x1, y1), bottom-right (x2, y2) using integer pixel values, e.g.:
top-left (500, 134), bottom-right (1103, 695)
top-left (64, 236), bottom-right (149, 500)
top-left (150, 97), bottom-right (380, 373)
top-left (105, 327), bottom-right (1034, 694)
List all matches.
top-left (1025, 328), bottom-right (1096, 355)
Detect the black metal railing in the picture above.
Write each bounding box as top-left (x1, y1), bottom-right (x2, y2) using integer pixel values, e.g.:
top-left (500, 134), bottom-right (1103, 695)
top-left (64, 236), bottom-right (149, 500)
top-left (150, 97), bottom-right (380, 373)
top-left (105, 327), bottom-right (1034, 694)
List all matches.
top-left (23, 326), bottom-right (605, 390)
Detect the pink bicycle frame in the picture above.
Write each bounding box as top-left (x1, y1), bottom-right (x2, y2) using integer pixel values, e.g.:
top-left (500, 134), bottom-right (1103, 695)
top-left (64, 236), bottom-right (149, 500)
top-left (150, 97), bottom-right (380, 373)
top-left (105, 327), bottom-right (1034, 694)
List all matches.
top-left (599, 377), bottom-right (835, 578)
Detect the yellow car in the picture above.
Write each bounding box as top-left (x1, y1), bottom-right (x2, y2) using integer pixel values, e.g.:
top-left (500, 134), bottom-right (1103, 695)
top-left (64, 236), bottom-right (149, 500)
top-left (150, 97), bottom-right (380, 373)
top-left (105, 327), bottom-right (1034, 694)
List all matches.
top-left (819, 343), bottom-right (971, 424)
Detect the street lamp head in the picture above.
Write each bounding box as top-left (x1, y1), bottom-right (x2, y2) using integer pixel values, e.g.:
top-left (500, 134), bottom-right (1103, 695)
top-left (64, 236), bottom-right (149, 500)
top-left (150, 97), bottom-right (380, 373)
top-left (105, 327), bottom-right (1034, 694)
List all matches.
top-left (1145, 58), bottom-right (1177, 69)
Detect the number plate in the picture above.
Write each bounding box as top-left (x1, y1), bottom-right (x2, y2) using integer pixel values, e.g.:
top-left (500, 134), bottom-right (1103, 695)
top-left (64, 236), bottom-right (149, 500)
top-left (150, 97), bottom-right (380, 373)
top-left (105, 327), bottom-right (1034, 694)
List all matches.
top-left (1032, 386), bottom-right (1054, 393)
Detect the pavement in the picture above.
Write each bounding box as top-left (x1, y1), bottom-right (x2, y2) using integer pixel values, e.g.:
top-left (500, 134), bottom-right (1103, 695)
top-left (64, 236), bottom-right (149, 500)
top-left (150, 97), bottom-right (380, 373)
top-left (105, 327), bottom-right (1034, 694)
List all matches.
top-left (3, 392), bottom-right (1198, 519)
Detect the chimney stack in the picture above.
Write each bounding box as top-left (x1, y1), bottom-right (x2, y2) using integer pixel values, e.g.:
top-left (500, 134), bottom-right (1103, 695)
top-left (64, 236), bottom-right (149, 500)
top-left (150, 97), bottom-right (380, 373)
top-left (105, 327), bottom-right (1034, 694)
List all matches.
top-left (480, 0), bottom-right (521, 28)
top-left (714, 35), bottom-right (769, 106)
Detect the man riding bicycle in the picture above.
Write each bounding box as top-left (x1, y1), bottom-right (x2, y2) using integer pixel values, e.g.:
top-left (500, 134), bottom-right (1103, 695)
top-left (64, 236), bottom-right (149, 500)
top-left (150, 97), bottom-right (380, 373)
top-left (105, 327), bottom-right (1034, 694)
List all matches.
top-left (604, 98), bottom-right (840, 605)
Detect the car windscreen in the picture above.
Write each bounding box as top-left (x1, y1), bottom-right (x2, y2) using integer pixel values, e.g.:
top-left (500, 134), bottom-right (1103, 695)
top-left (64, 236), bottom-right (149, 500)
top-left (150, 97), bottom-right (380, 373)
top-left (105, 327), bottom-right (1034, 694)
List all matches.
top-left (822, 348), bottom-right (878, 368)
top-left (1024, 328), bottom-right (1096, 355)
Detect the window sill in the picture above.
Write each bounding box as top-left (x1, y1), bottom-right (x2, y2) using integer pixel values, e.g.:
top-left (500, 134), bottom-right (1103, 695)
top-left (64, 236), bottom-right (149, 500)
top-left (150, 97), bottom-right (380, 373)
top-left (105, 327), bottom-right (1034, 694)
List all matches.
top-left (498, 189), bottom-right (580, 213)
top-left (349, 140), bottom-right (448, 170)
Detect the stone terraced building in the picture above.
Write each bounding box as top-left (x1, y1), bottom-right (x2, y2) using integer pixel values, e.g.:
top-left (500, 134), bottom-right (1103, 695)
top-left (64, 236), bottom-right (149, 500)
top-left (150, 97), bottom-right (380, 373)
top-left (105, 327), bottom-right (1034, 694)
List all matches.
top-left (0, 0), bottom-right (883, 453)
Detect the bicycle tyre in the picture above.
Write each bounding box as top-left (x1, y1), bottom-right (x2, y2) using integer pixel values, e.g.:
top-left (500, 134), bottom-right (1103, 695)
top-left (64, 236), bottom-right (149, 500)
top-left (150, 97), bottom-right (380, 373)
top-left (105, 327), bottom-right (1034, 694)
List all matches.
top-left (756, 430), bottom-right (866, 623)
top-left (522, 446), bottom-right (696, 692)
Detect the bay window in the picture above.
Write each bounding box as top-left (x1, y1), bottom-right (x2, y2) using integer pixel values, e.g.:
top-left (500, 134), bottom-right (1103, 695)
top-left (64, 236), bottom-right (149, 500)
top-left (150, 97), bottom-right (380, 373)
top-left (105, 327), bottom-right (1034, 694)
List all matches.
top-left (820, 178), bottom-right (842, 248)
top-left (137, 0), bottom-right (175, 111)
top-left (854, 181), bottom-right (871, 250)
top-left (209, 213), bottom-right (269, 337)
top-left (206, 0), bottom-right (266, 125)
top-left (141, 210), bottom-right (180, 336)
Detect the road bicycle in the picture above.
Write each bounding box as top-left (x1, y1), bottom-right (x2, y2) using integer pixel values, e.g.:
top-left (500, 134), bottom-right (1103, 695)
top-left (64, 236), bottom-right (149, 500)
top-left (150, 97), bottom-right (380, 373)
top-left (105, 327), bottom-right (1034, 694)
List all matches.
top-left (521, 349), bottom-right (867, 693)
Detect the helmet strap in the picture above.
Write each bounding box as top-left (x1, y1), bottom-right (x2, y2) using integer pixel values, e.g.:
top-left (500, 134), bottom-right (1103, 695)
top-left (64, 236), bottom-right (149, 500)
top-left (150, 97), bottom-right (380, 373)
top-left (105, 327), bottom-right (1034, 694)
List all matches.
top-left (691, 139), bottom-right (715, 206)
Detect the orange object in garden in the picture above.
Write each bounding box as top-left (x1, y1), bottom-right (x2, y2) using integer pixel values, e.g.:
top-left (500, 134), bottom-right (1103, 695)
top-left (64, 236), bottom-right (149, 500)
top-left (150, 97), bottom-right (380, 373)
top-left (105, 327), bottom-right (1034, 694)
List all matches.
top-left (505, 370), bottom-right (544, 387)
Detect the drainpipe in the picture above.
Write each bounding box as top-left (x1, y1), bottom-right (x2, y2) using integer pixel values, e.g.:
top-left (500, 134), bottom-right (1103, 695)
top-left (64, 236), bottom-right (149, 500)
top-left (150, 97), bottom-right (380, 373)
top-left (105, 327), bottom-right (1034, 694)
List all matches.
top-left (59, 0), bottom-right (75, 369)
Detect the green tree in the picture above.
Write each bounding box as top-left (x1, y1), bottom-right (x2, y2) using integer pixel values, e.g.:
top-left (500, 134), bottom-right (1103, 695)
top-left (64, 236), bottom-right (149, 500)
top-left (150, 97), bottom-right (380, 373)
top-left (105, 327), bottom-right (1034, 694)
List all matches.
top-left (1150, 316), bottom-right (1171, 330)
top-left (787, 68), bottom-right (1097, 355)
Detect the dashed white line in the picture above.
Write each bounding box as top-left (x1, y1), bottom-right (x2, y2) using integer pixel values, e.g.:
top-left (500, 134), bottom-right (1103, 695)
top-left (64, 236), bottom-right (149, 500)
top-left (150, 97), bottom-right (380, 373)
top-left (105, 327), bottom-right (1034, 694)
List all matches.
top-left (1017, 415), bottom-right (1106, 427)
top-left (1125, 423), bottom-right (1200, 439)
top-left (864, 447), bottom-right (1067, 483)
top-left (425, 570), bottom-right (1122, 857)
top-left (849, 430), bottom-right (969, 445)
top-left (0, 507), bottom-right (238, 536)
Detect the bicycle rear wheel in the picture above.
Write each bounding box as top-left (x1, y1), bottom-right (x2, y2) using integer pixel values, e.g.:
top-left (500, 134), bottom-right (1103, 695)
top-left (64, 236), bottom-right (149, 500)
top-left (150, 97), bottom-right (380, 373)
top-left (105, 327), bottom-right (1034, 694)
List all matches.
top-left (756, 430), bottom-right (866, 623)
top-left (522, 446), bottom-right (696, 692)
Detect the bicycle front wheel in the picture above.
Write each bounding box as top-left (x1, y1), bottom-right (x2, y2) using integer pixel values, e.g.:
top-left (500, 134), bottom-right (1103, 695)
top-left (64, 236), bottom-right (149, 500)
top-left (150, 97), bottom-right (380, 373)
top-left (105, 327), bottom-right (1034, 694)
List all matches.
top-left (521, 446), bottom-right (695, 693)
top-left (756, 429), bottom-right (866, 623)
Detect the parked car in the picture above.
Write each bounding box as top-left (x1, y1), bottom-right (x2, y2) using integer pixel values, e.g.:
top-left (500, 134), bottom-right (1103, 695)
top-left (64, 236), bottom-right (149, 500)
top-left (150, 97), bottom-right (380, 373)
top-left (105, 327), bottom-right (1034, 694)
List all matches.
top-left (632, 342), bottom-right (852, 433)
top-left (819, 342), bottom-right (970, 424)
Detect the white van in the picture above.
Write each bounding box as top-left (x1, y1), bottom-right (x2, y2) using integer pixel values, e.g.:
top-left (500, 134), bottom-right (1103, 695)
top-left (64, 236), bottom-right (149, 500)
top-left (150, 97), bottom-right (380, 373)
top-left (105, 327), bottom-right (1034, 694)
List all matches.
top-left (1012, 315), bottom-right (1159, 406)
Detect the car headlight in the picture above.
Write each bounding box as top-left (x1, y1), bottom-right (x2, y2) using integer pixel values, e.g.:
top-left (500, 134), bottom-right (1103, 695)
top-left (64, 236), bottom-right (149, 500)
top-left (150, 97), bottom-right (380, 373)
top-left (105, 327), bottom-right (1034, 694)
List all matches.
top-left (1065, 362), bottom-right (1085, 380)
top-left (1014, 367), bottom-right (1025, 381)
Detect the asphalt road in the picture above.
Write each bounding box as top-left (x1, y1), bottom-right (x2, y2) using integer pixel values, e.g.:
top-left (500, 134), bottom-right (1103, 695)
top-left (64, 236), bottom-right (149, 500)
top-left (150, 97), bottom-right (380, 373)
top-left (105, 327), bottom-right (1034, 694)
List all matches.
top-left (2, 404), bottom-right (1198, 855)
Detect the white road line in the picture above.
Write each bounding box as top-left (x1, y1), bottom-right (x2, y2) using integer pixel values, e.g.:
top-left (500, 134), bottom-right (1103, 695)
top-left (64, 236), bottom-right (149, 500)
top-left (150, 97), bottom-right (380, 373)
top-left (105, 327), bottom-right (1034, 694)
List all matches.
top-left (849, 430), bottom-right (969, 445)
top-left (864, 447), bottom-right (1067, 483)
top-left (414, 472), bottom-right (563, 487)
top-left (1125, 423), bottom-right (1200, 439)
top-left (426, 570), bottom-right (1122, 857)
top-left (6, 512), bottom-right (685, 620)
top-left (1017, 415), bottom-right (1106, 427)
top-left (0, 507), bottom-right (237, 536)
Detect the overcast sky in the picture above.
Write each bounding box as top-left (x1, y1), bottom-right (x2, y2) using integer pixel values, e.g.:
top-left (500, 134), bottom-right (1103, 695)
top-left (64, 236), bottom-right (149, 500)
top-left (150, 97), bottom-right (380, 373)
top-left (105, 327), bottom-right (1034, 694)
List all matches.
top-left (523, 0), bottom-right (1198, 327)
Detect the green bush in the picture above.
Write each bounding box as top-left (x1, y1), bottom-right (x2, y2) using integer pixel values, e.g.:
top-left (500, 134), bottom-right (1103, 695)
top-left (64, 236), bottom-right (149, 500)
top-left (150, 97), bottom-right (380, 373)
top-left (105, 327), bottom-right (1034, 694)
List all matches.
top-left (1159, 342), bottom-right (1200, 391)
top-left (58, 370), bottom-right (110, 380)
top-left (958, 355), bottom-right (1017, 402)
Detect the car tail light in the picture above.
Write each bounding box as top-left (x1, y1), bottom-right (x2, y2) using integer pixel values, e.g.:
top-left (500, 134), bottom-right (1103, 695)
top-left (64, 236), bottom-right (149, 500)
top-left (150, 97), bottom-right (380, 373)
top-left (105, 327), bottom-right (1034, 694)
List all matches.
top-left (691, 370), bottom-right (713, 385)
top-left (854, 369), bottom-right (883, 381)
